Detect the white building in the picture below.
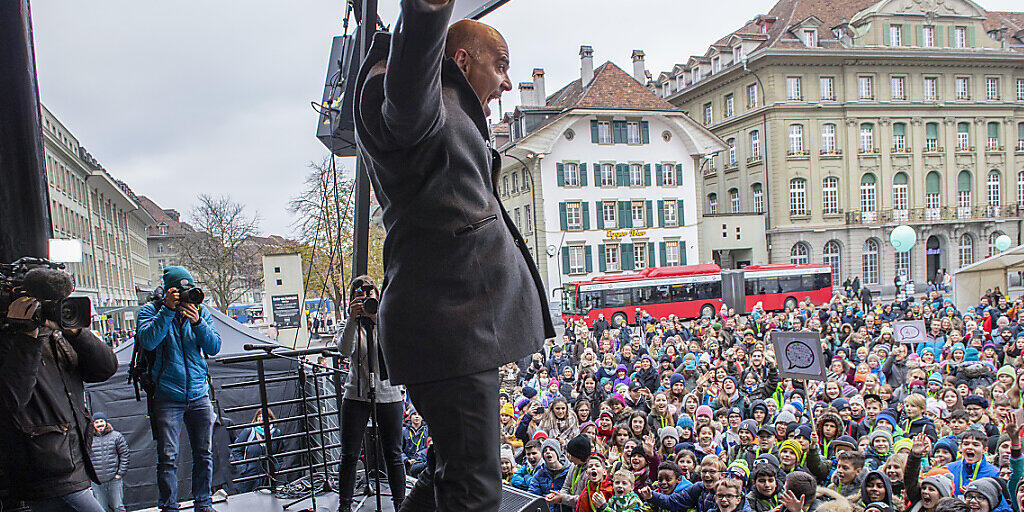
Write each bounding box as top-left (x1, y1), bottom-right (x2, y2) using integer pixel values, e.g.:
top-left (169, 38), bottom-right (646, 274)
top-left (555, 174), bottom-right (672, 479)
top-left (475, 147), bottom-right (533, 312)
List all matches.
top-left (497, 46), bottom-right (727, 301)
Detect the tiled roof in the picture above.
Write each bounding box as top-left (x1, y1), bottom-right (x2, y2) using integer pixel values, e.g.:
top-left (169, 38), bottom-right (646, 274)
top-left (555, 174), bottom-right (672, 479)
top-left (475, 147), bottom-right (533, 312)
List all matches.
top-left (137, 195), bottom-right (194, 237)
top-left (545, 61), bottom-right (681, 111)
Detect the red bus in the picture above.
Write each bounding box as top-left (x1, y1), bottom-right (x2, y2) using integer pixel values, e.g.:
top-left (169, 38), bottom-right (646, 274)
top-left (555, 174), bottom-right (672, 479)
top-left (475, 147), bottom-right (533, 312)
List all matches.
top-left (560, 263), bottom-right (832, 327)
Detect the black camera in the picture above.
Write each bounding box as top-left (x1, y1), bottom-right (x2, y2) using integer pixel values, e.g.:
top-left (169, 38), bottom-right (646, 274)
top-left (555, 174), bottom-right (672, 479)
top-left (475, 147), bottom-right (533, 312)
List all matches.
top-left (361, 297), bottom-right (379, 315)
top-left (179, 285), bottom-right (205, 305)
top-left (0, 257), bottom-right (92, 331)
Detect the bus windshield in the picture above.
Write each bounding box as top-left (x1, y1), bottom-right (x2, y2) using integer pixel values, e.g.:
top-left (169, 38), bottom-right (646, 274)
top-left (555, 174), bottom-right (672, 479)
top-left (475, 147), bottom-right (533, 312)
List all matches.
top-left (561, 286), bottom-right (578, 315)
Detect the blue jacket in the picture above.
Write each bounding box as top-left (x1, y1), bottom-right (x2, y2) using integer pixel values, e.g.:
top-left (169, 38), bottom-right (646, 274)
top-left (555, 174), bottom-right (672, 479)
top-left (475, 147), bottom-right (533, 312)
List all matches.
top-left (402, 424), bottom-right (429, 464)
top-left (136, 302), bottom-right (222, 402)
top-left (647, 481), bottom-right (716, 512)
top-left (528, 464), bottom-right (568, 512)
top-left (510, 461), bottom-right (538, 490)
top-left (944, 458), bottom-right (999, 496)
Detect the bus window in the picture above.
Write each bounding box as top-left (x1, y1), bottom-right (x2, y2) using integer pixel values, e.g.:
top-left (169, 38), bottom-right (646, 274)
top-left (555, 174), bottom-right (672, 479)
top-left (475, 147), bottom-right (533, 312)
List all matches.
top-left (561, 287), bottom-right (577, 314)
top-left (580, 291), bottom-right (602, 312)
top-left (605, 289), bottom-right (632, 307)
top-left (815, 272), bottom-right (832, 289)
top-left (653, 286), bottom-right (671, 304)
top-left (744, 278), bottom-right (757, 296)
top-left (800, 274), bottom-right (816, 291)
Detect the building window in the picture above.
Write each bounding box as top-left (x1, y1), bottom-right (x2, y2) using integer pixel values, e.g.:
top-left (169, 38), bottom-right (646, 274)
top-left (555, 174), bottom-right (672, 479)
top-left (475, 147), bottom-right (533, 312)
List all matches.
top-left (692, 68), bottom-right (701, 83)
top-left (819, 77), bottom-right (835, 101)
top-left (563, 163), bottom-right (580, 187)
top-left (158, 224), bottom-right (168, 235)
top-left (957, 122), bottom-right (970, 150)
top-left (733, 46), bottom-right (743, 62)
top-left (986, 77), bottom-right (1000, 100)
top-left (895, 250), bottom-right (911, 281)
top-left (748, 84), bottom-right (758, 108)
top-left (524, 205), bottom-right (532, 232)
top-left (893, 173), bottom-right (909, 212)
top-left (790, 243), bottom-right (810, 264)
top-left (788, 125), bottom-right (804, 155)
top-left (712, 56), bottom-right (721, 73)
top-left (822, 176), bottom-right (839, 215)
top-left (631, 201), bottom-right (645, 226)
top-left (954, 26), bottom-right (967, 48)
top-left (956, 77), bottom-right (970, 100)
top-left (708, 194), bottom-right (718, 215)
top-left (749, 130), bottom-right (761, 159)
top-left (629, 164), bottom-right (643, 187)
top-left (891, 76), bottom-right (906, 100)
top-left (664, 201), bottom-right (677, 226)
top-left (502, 175), bottom-right (510, 197)
top-left (665, 242), bottom-right (680, 265)
top-left (860, 173), bottom-right (877, 212)
top-left (157, 244), bottom-right (164, 253)
top-left (1019, 122), bottom-right (1024, 151)
top-left (728, 188), bottom-right (740, 213)
top-left (987, 122), bottom-right (1001, 150)
top-left (600, 163), bottom-right (614, 187)
top-left (786, 77), bottom-right (802, 100)
top-left (959, 234), bottom-right (974, 268)
top-left (726, 139), bottom-right (737, 165)
top-left (511, 173), bottom-right (519, 193)
top-left (790, 178), bottom-right (807, 216)
top-left (663, 163), bottom-right (676, 185)
top-left (890, 24), bottom-right (903, 46)
top-left (924, 77), bottom-right (938, 101)
top-left (821, 123), bottom-right (836, 152)
top-left (803, 29), bottom-right (818, 47)
top-left (602, 201), bottom-right (617, 229)
top-left (923, 26), bottom-right (935, 47)
top-left (862, 239), bottom-right (880, 285)
top-left (1019, 171), bottom-right (1024, 207)
top-left (521, 168), bottom-right (529, 190)
top-left (566, 201), bottom-right (582, 230)
top-left (721, 95), bottom-right (734, 119)
top-left (598, 121), bottom-right (612, 144)
top-left (823, 240), bottom-right (841, 284)
top-left (752, 184), bottom-right (764, 213)
top-left (958, 170), bottom-right (973, 209)
top-left (568, 246), bottom-right (585, 274)
top-left (605, 244), bottom-right (620, 272)
top-left (1018, 79), bottom-right (1024, 101)
top-left (703, 103), bottom-right (713, 125)
top-left (925, 122), bottom-right (939, 150)
top-left (627, 121), bottom-right (641, 144)
top-left (859, 124), bottom-right (874, 152)
top-left (988, 232), bottom-right (1004, 257)
top-left (987, 170), bottom-right (1001, 206)
top-left (514, 208), bottom-right (521, 229)
top-left (892, 123), bottom-right (907, 152)
top-left (858, 76), bottom-right (873, 100)
top-left (634, 244), bottom-right (647, 270)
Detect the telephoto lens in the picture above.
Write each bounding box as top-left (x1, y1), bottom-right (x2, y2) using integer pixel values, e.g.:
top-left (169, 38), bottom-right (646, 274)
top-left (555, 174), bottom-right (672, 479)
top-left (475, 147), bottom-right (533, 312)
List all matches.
top-left (181, 287), bottom-right (205, 304)
top-left (362, 297), bottom-right (379, 315)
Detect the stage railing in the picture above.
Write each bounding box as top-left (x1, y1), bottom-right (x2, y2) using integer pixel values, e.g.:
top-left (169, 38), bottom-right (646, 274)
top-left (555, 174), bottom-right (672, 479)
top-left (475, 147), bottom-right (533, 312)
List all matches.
top-left (218, 346), bottom-right (348, 492)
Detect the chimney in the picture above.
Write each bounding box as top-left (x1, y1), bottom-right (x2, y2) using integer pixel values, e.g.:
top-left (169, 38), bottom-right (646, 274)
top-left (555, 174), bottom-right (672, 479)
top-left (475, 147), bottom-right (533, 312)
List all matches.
top-left (632, 50), bottom-right (646, 84)
top-left (518, 82), bottom-right (536, 106)
top-left (532, 68), bottom-right (546, 105)
top-left (580, 45), bottom-right (594, 85)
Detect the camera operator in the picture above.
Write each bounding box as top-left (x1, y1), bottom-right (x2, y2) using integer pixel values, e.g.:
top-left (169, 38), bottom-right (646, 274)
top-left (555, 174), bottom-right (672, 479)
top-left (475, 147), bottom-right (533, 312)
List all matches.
top-left (336, 275), bottom-right (405, 512)
top-left (136, 266), bottom-right (221, 512)
top-left (0, 269), bottom-right (118, 512)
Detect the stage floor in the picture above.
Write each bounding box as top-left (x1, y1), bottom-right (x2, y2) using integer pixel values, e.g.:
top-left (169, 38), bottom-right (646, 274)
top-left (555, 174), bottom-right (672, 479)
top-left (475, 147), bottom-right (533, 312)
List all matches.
top-left (207, 488), bottom-right (398, 512)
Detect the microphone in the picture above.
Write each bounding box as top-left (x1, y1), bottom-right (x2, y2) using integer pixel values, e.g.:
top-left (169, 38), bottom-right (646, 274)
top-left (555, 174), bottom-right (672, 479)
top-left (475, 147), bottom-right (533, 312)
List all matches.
top-left (243, 343), bottom-right (281, 352)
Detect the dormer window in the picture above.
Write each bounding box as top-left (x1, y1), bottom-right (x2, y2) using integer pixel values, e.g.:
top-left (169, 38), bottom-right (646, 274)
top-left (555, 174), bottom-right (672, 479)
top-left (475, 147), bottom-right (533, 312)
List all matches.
top-left (803, 29), bottom-right (817, 47)
top-left (692, 68), bottom-right (701, 83)
top-left (733, 46), bottom-right (743, 62)
top-left (158, 223), bottom-right (168, 235)
top-left (712, 56), bottom-right (721, 73)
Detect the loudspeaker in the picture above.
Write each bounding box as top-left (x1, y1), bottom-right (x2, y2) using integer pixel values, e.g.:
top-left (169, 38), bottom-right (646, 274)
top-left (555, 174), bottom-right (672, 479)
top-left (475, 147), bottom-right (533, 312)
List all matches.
top-left (315, 34), bottom-right (359, 157)
top-left (403, 476), bottom-right (547, 512)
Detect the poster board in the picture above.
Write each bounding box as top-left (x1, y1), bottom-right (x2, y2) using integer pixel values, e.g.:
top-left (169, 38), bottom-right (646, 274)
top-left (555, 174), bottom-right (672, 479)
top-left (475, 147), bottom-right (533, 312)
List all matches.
top-left (893, 320), bottom-right (926, 344)
top-left (271, 294), bottom-right (302, 328)
top-left (771, 331), bottom-right (827, 381)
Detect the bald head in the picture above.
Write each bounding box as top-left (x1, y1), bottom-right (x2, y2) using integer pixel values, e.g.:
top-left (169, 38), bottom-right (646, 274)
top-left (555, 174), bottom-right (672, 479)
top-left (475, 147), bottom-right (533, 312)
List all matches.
top-left (443, 19), bottom-right (511, 118)
top-left (445, 19), bottom-right (506, 60)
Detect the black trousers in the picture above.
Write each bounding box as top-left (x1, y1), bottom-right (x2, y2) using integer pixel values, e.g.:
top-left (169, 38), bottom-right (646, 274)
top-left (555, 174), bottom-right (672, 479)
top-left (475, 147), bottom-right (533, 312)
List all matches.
top-left (338, 399), bottom-right (405, 510)
top-left (400, 369), bottom-right (500, 512)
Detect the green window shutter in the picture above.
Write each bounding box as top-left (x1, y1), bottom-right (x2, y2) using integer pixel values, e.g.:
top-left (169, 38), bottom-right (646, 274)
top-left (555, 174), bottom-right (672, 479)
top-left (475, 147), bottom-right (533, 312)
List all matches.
top-left (676, 164), bottom-right (684, 185)
top-left (562, 249), bottom-right (570, 275)
top-left (893, 172), bottom-right (908, 185)
top-left (677, 200), bottom-right (685, 225)
top-left (646, 200), bottom-right (654, 228)
top-left (967, 26), bottom-right (975, 47)
top-left (988, 122), bottom-right (999, 139)
top-left (585, 245), bottom-right (593, 273)
top-left (559, 202), bottom-right (567, 230)
top-left (594, 163), bottom-right (601, 185)
top-left (613, 121), bottom-right (627, 143)
top-left (1018, 123), bottom-right (1024, 142)
top-left (883, 23), bottom-right (891, 46)
top-left (596, 202), bottom-right (605, 229)
top-left (902, 24), bottom-right (912, 46)
top-left (591, 120), bottom-right (599, 143)
top-left (644, 164), bottom-right (652, 186)
top-left (916, 25), bottom-right (924, 46)
top-left (581, 202), bottom-right (591, 230)
top-left (655, 164), bottom-right (664, 186)
top-left (641, 121), bottom-right (650, 143)
top-left (893, 123), bottom-right (906, 136)
top-left (556, 162), bottom-right (565, 187)
top-left (619, 201), bottom-right (632, 228)
top-left (926, 172), bottom-right (941, 194)
top-left (598, 244), bottom-right (607, 272)
top-left (926, 123), bottom-right (938, 139)
top-left (948, 26), bottom-right (955, 47)
top-left (659, 242), bottom-right (667, 267)
top-left (681, 241), bottom-right (687, 265)
top-left (621, 243), bottom-right (635, 270)
top-left (936, 25), bottom-right (945, 46)
top-left (617, 163), bottom-right (627, 186)
top-left (648, 242), bottom-right (656, 268)
top-left (580, 163), bottom-right (588, 186)
top-left (958, 171), bottom-right (972, 192)
top-left (657, 200), bottom-right (665, 227)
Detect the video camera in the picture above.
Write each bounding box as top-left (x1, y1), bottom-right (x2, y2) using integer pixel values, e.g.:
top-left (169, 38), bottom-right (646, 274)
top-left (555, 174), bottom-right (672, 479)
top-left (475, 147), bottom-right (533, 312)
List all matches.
top-left (0, 257), bottom-right (92, 331)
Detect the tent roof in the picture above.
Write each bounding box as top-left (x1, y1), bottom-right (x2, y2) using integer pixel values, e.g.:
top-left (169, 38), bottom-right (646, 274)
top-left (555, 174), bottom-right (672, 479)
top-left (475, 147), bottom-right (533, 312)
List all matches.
top-left (953, 243), bottom-right (1024, 275)
top-left (113, 306), bottom-right (288, 365)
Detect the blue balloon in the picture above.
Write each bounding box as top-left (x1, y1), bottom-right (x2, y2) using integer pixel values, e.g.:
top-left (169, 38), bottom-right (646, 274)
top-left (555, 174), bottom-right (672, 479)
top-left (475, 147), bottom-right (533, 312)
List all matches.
top-left (995, 234), bottom-right (1012, 252)
top-left (890, 225), bottom-right (916, 252)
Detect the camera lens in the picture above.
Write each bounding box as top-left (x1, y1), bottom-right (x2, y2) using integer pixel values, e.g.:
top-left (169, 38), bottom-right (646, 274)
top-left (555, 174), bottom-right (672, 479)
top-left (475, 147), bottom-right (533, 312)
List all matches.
top-left (183, 287), bottom-right (204, 304)
top-left (362, 297), bottom-right (379, 315)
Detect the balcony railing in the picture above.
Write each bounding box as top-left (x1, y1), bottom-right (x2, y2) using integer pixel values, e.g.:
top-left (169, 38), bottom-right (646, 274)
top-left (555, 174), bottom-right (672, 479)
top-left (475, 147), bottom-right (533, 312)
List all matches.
top-left (724, 161), bottom-right (739, 171)
top-left (924, 144), bottom-right (943, 153)
top-left (787, 149), bottom-right (810, 158)
top-left (858, 147), bottom-right (879, 155)
top-left (703, 166), bottom-right (717, 178)
top-left (891, 146), bottom-right (912, 154)
top-left (747, 155), bottom-right (763, 165)
top-left (846, 204), bottom-right (1020, 224)
top-left (820, 148), bottom-right (842, 157)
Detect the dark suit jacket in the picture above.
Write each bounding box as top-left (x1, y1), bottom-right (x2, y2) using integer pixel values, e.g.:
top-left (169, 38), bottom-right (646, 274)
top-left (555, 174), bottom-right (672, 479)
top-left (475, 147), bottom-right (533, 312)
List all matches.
top-left (353, 0), bottom-right (554, 385)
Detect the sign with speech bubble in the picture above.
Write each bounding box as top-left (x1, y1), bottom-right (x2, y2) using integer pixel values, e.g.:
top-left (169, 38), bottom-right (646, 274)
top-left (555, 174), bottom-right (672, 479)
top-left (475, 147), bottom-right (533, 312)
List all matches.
top-left (772, 331), bottom-right (827, 381)
top-left (893, 319), bottom-right (926, 345)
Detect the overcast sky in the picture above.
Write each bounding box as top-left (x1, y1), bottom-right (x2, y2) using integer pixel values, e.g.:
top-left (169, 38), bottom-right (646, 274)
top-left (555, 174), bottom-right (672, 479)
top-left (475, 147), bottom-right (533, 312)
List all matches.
top-left (31, 0), bottom-right (1021, 235)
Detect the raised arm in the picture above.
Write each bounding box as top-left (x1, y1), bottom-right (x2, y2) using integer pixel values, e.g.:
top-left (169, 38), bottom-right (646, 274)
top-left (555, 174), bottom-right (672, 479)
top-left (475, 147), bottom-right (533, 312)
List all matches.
top-left (382, 0), bottom-right (453, 147)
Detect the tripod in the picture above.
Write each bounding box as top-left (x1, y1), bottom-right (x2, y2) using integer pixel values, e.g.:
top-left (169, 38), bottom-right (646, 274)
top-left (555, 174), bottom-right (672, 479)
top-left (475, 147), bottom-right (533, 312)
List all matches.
top-left (354, 317), bottom-right (385, 512)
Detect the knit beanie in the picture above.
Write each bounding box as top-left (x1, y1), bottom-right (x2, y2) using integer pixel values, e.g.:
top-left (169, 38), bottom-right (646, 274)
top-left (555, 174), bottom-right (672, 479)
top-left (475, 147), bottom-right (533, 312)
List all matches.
top-left (728, 459), bottom-right (750, 479)
top-left (869, 429), bottom-right (893, 448)
top-left (964, 477), bottom-right (1002, 511)
top-left (928, 372), bottom-right (944, 385)
top-left (739, 419), bottom-right (758, 436)
top-left (921, 472), bottom-right (953, 498)
top-left (833, 435), bottom-right (858, 451)
top-left (566, 434), bottom-right (592, 462)
top-left (500, 444), bottom-right (515, 463)
top-left (677, 416), bottom-right (695, 429)
top-left (500, 403), bottom-right (515, 417)
top-left (779, 439), bottom-right (804, 461)
top-left (669, 373), bottom-right (685, 386)
top-left (875, 410), bottom-right (898, 429)
top-left (659, 426), bottom-right (680, 444)
top-left (893, 438), bottom-right (914, 453)
top-left (794, 424), bottom-right (813, 441)
top-left (522, 387), bottom-right (538, 399)
top-left (541, 438), bottom-right (564, 462)
top-left (775, 410), bottom-right (797, 425)
top-left (997, 365), bottom-right (1016, 379)
top-left (92, 412), bottom-right (107, 421)
top-left (696, 405), bottom-right (713, 419)
top-left (162, 265), bottom-right (194, 290)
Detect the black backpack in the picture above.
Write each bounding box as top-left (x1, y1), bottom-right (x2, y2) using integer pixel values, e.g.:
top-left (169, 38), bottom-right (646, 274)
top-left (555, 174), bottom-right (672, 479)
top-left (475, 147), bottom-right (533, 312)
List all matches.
top-left (127, 290), bottom-right (169, 401)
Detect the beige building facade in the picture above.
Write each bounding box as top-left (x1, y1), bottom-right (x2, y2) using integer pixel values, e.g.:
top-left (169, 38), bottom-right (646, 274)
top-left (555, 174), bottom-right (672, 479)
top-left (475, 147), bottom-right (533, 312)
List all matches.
top-left (652, 0), bottom-right (1024, 295)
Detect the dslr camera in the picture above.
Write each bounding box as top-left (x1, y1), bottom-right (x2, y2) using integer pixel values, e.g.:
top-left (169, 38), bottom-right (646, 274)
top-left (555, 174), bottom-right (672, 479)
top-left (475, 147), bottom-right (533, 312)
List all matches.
top-left (0, 257), bottom-right (92, 332)
top-left (152, 283), bottom-right (205, 306)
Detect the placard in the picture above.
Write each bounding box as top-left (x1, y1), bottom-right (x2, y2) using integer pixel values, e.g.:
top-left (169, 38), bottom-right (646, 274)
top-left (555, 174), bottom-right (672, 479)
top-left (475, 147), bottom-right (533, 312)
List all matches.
top-left (271, 294), bottom-right (302, 329)
top-left (894, 319), bottom-right (926, 344)
top-left (771, 331), bottom-right (827, 381)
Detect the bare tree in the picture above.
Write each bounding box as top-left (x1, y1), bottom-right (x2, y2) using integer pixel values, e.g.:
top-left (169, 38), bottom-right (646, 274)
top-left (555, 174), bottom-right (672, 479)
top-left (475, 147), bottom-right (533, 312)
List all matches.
top-left (179, 194), bottom-right (263, 311)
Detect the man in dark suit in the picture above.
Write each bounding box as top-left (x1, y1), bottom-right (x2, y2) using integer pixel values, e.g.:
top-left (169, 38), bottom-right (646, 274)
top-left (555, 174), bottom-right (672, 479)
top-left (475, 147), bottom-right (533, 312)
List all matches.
top-left (353, 1), bottom-right (555, 510)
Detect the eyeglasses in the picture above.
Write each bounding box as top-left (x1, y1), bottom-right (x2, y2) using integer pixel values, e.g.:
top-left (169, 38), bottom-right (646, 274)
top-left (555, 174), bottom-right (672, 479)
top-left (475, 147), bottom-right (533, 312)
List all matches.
top-left (716, 494), bottom-right (740, 500)
top-left (964, 494), bottom-right (984, 503)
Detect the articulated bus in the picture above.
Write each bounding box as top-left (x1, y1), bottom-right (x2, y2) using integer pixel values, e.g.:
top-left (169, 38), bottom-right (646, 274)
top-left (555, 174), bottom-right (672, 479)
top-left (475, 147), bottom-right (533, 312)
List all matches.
top-left (560, 263), bottom-right (832, 327)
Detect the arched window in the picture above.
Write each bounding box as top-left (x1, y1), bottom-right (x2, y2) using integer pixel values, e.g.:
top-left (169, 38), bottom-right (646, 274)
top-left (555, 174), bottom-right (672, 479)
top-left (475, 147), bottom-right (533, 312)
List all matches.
top-left (893, 172), bottom-right (909, 212)
top-left (895, 248), bottom-right (911, 282)
top-left (860, 173), bottom-right (877, 212)
top-left (821, 123), bottom-right (837, 153)
top-left (987, 170), bottom-right (1001, 206)
top-left (729, 188), bottom-right (740, 213)
top-left (752, 183), bottom-right (764, 213)
top-left (822, 176), bottom-right (839, 215)
top-left (823, 240), bottom-right (841, 284)
top-left (791, 242), bottom-right (810, 264)
top-left (959, 233), bottom-right (974, 268)
top-left (862, 238), bottom-right (880, 285)
top-left (708, 193), bottom-right (718, 215)
top-left (957, 122), bottom-right (970, 150)
top-left (789, 124), bottom-right (804, 154)
top-left (727, 138), bottom-right (736, 164)
top-left (790, 178), bottom-right (807, 216)
top-left (988, 232), bottom-right (1005, 257)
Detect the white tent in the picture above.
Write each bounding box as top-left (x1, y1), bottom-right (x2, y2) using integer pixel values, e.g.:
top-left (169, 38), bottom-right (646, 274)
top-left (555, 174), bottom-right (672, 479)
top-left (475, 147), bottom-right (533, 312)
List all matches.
top-left (952, 243), bottom-right (1024, 309)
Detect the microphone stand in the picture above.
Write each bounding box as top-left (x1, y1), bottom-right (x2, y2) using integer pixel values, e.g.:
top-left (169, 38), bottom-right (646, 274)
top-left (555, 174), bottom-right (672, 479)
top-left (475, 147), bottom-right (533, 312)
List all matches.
top-left (358, 316), bottom-right (384, 512)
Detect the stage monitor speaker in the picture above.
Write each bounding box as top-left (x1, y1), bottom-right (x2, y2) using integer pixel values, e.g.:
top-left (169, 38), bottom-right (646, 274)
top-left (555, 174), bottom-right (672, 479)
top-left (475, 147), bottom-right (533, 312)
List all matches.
top-left (403, 476), bottom-right (547, 511)
top-left (315, 34), bottom-right (359, 157)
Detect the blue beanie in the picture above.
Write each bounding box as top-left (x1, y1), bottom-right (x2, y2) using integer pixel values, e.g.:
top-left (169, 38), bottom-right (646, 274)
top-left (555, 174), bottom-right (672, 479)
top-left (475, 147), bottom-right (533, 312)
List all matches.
top-left (522, 387), bottom-right (538, 399)
top-left (934, 437), bottom-right (959, 458)
top-left (876, 409), bottom-right (899, 428)
top-left (965, 347), bottom-right (980, 362)
top-left (677, 416), bottom-right (695, 428)
top-left (790, 401), bottom-right (805, 415)
top-left (669, 373), bottom-right (685, 386)
top-left (162, 265), bottom-right (194, 291)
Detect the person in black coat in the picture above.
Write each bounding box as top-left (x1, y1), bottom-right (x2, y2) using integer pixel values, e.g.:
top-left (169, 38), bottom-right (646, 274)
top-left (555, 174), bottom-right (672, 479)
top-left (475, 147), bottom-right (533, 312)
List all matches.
top-left (353, 1), bottom-right (555, 509)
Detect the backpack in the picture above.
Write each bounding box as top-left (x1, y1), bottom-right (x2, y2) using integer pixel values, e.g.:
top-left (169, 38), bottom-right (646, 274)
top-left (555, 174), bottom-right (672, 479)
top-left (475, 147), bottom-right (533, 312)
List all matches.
top-left (127, 291), bottom-right (169, 401)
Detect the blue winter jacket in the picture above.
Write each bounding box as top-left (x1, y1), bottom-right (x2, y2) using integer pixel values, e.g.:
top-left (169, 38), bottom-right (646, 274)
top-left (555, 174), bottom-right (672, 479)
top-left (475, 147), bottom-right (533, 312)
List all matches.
top-left (647, 481), bottom-right (716, 512)
top-left (528, 464), bottom-right (568, 512)
top-left (944, 458), bottom-right (999, 497)
top-left (510, 461), bottom-right (538, 490)
top-left (136, 301), bottom-right (222, 402)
